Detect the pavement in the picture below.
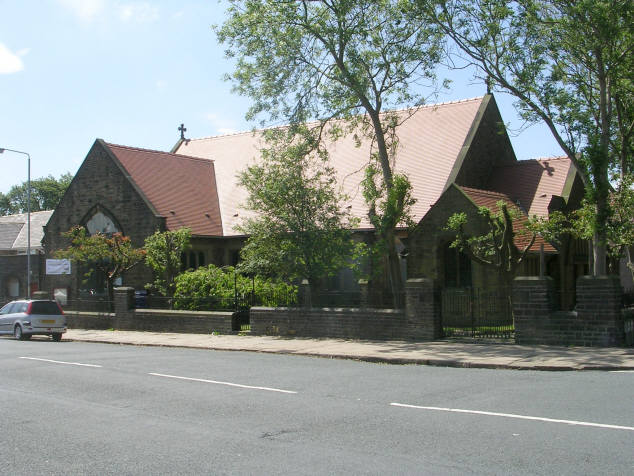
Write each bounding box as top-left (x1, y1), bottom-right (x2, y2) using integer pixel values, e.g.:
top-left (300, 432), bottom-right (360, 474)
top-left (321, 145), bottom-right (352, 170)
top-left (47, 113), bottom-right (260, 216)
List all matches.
top-left (62, 329), bottom-right (634, 371)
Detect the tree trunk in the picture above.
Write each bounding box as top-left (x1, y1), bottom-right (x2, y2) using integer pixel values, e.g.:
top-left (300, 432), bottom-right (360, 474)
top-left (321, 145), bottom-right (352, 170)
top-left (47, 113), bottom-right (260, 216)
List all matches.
top-left (384, 229), bottom-right (404, 308)
top-left (593, 172), bottom-right (610, 276)
top-left (106, 278), bottom-right (115, 312)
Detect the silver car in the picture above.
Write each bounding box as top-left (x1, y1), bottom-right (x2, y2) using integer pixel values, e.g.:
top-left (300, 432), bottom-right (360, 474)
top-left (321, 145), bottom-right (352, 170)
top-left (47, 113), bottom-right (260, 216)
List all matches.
top-left (0, 300), bottom-right (67, 341)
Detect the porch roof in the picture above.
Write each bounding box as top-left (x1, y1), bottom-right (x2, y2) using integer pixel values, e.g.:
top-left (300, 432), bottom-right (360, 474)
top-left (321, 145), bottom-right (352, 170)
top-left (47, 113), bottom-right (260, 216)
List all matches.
top-left (460, 186), bottom-right (557, 253)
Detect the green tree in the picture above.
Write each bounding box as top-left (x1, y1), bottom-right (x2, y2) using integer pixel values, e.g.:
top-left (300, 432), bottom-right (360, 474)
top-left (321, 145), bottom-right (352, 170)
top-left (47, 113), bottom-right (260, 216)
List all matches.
top-left (0, 173), bottom-right (73, 215)
top-left (237, 126), bottom-right (358, 286)
top-left (144, 227), bottom-right (192, 298)
top-left (446, 201), bottom-right (537, 286)
top-left (422, 0), bottom-right (633, 275)
top-left (571, 174), bottom-right (634, 279)
top-left (217, 0), bottom-right (444, 305)
top-left (55, 226), bottom-right (146, 306)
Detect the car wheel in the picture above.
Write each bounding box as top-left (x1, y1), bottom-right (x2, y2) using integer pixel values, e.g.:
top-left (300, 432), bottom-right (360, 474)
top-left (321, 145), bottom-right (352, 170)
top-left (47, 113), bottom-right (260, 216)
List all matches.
top-left (51, 333), bottom-right (62, 342)
top-left (14, 325), bottom-right (29, 341)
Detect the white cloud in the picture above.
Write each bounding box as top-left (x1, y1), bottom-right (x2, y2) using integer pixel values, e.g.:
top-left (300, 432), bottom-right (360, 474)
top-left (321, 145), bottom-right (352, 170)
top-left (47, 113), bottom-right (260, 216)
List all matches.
top-left (0, 43), bottom-right (26, 74)
top-left (117, 2), bottom-right (159, 23)
top-left (56, 0), bottom-right (106, 23)
top-left (206, 113), bottom-right (238, 135)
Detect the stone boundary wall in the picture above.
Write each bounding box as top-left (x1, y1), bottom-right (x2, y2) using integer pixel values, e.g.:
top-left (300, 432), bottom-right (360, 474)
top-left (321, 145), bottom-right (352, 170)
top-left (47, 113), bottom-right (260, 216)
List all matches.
top-left (250, 278), bottom-right (443, 341)
top-left (623, 308), bottom-right (633, 346)
top-left (65, 311), bottom-right (115, 330)
top-left (65, 280), bottom-right (445, 341)
top-left (64, 287), bottom-right (234, 334)
top-left (513, 276), bottom-right (627, 347)
top-left (250, 307), bottom-right (407, 339)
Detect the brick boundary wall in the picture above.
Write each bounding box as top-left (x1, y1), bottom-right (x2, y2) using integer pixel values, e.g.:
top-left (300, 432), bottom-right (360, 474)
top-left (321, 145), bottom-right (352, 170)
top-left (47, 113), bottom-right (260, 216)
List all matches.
top-left (65, 280), bottom-right (446, 341)
top-left (250, 278), bottom-right (443, 341)
top-left (250, 306), bottom-right (407, 339)
top-left (513, 276), bottom-right (627, 347)
top-left (65, 287), bottom-right (235, 334)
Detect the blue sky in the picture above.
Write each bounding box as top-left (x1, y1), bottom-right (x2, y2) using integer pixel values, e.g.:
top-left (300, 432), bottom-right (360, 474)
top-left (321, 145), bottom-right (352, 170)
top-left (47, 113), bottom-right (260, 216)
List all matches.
top-left (0, 0), bottom-right (562, 194)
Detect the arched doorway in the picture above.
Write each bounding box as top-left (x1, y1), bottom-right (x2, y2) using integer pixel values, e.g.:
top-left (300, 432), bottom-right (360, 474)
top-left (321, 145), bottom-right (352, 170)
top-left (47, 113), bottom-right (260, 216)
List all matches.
top-left (443, 242), bottom-right (472, 288)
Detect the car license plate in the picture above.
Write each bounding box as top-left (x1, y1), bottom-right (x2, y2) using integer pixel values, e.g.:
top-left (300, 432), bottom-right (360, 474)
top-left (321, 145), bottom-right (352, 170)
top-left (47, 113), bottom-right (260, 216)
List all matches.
top-left (41, 319), bottom-right (56, 324)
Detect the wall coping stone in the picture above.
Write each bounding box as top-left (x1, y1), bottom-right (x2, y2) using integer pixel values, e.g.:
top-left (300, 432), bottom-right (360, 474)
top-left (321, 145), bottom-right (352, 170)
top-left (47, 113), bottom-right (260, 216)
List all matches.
top-left (251, 306), bottom-right (402, 315)
top-left (406, 278), bottom-right (433, 284)
top-left (65, 311), bottom-right (115, 318)
top-left (577, 275), bottom-right (621, 285)
top-left (513, 276), bottom-right (554, 283)
top-left (133, 308), bottom-right (233, 318)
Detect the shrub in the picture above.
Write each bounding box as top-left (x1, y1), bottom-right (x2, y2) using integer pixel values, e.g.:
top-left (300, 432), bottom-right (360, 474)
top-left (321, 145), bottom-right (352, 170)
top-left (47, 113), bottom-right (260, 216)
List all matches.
top-left (173, 265), bottom-right (296, 311)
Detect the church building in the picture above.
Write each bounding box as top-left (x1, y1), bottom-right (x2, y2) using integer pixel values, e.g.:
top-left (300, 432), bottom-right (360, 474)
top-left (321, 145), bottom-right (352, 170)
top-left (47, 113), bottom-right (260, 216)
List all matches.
top-left (41, 94), bottom-right (584, 301)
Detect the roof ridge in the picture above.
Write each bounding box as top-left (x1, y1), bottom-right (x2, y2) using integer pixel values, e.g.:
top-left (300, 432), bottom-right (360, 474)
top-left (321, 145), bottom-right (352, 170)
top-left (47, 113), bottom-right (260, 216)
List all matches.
top-left (495, 156), bottom-right (570, 169)
top-left (533, 155), bottom-right (569, 162)
top-left (184, 96), bottom-right (486, 143)
top-left (106, 142), bottom-right (214, 164)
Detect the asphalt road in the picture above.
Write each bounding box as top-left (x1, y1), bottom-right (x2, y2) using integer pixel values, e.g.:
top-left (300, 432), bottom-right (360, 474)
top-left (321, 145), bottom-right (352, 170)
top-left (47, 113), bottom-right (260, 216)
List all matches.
top-left (1, 337), bottom-right (633, 475)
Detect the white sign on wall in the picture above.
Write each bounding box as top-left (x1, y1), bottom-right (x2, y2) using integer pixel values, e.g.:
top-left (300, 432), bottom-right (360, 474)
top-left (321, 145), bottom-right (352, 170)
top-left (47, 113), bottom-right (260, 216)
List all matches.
top-left (46, 259), bottom-right (71, 275)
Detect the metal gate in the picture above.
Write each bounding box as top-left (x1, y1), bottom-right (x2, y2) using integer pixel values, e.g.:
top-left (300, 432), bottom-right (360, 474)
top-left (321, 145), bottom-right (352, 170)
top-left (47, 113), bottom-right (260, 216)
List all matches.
top-left (441, 287), bottom-right (513, 339)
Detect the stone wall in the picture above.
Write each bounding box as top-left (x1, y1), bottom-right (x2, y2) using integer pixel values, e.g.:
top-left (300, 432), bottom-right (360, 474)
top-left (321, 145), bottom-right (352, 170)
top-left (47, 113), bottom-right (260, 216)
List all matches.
top-left (513, 276), bottom-right (626, 347)
top-left (250, 306), bottom-right (406, 339)
top-left (250, 278), bottom-right (442, 341)
top-left (65, 287), bottom-right (234, 334)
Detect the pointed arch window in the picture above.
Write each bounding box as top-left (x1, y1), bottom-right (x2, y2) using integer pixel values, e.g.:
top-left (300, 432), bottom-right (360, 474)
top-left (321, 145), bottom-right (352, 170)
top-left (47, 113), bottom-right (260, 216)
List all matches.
top-left (85, 211), bottom-right (120, 236)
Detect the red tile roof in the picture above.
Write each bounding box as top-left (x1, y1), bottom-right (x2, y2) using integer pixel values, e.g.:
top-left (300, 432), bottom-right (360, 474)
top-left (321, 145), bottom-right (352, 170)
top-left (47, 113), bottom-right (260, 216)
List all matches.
top-left (106, 143), bottom-right (223, 236)
top-left (487, 157), bottom-right (573, 217)
top-left (175, 97), bottom-right (486, 235)
top-left (460, 186), bottom-right (556, 253)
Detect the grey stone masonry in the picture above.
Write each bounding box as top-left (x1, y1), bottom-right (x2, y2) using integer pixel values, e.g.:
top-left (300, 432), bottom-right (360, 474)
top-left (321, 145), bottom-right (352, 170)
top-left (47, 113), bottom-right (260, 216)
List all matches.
top-left (358, 279), bottom-right (369, 308)
top-left (513, 276), bottom-right (625, 347)
top-left (250, 278), bottom-right (442, 341)
top-left (512, 277), bottom-right (556, 344)
top-left (405, 278), bottom-right (442, 340)
top-left (114, 287), bottom-right (135, 317)
top-left (107, 287), bottom-right (233, 334)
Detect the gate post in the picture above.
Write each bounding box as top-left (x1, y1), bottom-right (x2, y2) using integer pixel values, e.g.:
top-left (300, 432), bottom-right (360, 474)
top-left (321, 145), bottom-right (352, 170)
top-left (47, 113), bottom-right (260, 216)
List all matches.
top-left (512, 277), bottom-right (555, 344)
top-left (299, 279), bottom-right (312, 308)
top-left (405, 278), bottom-right (441, 340)
top-left (358, 279), bottom-right (369, 308)
top-left (114, 286), bottom-right (135, 329)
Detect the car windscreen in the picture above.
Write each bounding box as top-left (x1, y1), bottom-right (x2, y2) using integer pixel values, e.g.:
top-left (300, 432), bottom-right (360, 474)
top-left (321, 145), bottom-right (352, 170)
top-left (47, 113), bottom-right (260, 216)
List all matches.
top-left (29, 301), bottom-right (62, 315)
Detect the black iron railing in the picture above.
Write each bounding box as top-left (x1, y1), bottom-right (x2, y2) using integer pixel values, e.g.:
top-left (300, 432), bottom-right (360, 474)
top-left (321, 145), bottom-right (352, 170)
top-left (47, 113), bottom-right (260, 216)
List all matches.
top-left (441, 287), bottom-right (514, 339)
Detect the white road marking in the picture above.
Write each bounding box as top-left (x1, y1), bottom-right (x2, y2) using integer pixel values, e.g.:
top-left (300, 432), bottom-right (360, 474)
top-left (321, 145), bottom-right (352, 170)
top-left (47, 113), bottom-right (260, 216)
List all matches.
top-left (19, 357), bottom-right (102, 368)
top-left (148, 372), bottom-right (297, 394)
top-left (610, 370), bottom-right (634, 373)
top-left (390, 403), bottom-right (634, 432)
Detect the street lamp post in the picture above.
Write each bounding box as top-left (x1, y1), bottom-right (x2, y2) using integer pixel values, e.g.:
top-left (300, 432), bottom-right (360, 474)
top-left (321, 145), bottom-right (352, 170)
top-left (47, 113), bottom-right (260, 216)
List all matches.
top-left (0, 147), bottom-right (31, 298)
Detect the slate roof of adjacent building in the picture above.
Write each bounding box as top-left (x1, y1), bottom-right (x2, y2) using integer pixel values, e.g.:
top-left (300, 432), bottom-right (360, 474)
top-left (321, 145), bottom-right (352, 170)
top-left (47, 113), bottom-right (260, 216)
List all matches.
top-left (459, 186), bottom-right (556, 253)
top-left (0, 210), bottom-right (53, 251)
top-left (105, 143), bottom-right (223, 237)
top-left (174, 96), bottom-right (487, 236)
